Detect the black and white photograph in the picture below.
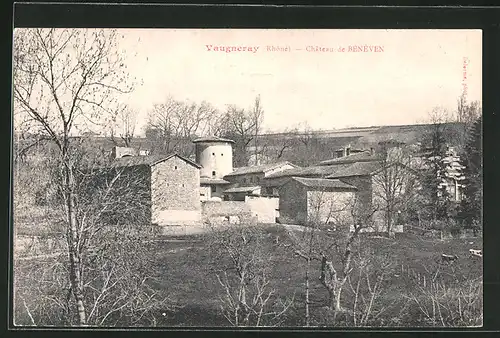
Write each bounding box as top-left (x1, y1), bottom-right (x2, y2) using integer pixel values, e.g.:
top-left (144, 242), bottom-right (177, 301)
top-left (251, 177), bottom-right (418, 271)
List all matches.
top-left (11, 27), bottom-right (483, 328)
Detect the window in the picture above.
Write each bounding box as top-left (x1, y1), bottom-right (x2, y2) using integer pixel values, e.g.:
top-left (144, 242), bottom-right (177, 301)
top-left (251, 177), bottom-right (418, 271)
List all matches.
top-left (211, 186), bottom-right (216, 193)
top-left (212, 171), bottom-right (216, 177)
top-left (221, 153), bottom-right (224, 156)
top-left (174, 166), bottom-right (177, 170)
top-left (212, 152), bottom-right (215, 156)
top-left (182, 183), bottom-right (185, 187)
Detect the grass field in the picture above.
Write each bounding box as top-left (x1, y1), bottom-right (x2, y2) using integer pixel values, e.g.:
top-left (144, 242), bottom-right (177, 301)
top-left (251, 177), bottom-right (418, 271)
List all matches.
top-left (146, 225), bottom-right (483, 327)
top-left (13, 224), bottom-right (482, 327)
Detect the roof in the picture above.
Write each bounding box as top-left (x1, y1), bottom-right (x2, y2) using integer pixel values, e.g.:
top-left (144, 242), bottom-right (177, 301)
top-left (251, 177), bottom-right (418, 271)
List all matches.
top-left (107, 154), bottom-right (201, 169)
top-left (192, 136), bottom-right (235, 144)
top-left (224, 161), bottom-right (297, 177)
top-left (200, 177), bottom-right (231, 185)
top-left (265, 163), bottom-right (353, 179)
top-left (326, 161), bottom-right (383, 179)
top-left (290, 177), bottom-right (357, 190)
top-left (224, 186), bottom-right (261, 193)
top-left (319, 151), bottom-right (381, 166)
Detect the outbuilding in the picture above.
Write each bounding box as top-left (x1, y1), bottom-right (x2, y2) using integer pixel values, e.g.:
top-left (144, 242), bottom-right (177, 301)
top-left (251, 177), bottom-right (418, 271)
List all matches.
top-left (278, 177), bottom-right (357, 225)
top-left (102, 154), bottom-right (202, 226)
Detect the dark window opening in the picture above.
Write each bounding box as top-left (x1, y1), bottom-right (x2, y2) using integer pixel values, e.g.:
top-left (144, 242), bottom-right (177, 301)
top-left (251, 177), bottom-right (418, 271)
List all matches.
top-left (221, 153), bottom-right (224, 156)
top-left (182, 183), bottom-right (185, 187)
top-left (211, 186), bottom-right (216, 193)
top-left (174, 166), bottom-right (177, 169)
top-left (212, 152), bottom-right (215, 156)
top-left (212, 171), bottom-right (216, 177)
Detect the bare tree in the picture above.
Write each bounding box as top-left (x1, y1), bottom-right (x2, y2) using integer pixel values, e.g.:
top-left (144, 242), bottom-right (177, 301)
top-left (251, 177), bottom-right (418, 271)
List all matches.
top-left (206, 224), bottom-right (293, 327)
top-left (372, 143), bottom-right (420, 237)
top-left (220, 95), bottom-right (265, 167)
top-left (286, 190), bottom-right (378, 325)
top-left (14, 139), bottom-right (174, 327)
top-left (146, 97), bottom-right (221, 156)
top-left (13, 28), bottom-right (136, 326)
top-left (418, 108), bottom-right (459, 224)
top-left (257, 128), bottom-right (300, 164)
top-left (109, 107), bottom-right (138, 147)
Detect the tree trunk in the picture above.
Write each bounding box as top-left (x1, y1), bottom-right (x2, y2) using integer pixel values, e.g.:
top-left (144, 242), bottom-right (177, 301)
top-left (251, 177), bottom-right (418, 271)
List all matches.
top-left (386, 206), bottom-right (394, 238)
top-left (305, 258), bottom-right (310, 327)
top-left (64, 164), bottom-right (87, 326)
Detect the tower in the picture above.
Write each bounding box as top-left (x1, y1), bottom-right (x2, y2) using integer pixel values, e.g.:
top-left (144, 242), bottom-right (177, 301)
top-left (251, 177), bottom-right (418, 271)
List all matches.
top-left (192, 136), bottom-right (234, 200)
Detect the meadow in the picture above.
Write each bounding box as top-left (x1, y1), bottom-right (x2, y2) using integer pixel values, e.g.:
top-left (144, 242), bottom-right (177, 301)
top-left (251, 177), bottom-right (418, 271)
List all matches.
top-left (13, 224), bottom-right (483, 327)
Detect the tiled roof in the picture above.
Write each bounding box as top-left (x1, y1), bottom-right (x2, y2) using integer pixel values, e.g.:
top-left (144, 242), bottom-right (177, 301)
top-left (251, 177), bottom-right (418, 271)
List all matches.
top-left (192, 136), bottom-right (235, 143)
top-left (291, 177), bottom-right (357, 190)
top-left (107, 154), bottom-right (201, 169)
top-left (265, 163), bottom-right (352, 179)
top-left (200, 177), bottom-right (231, 185)
top-left (326, 161), bottom-right (383, 179)
top-left (319, 151), bottom-right (380, 166)
top-left (224, 161), bottom-right (297, 177)
top-left (224, 186), bottom-right (261, 193)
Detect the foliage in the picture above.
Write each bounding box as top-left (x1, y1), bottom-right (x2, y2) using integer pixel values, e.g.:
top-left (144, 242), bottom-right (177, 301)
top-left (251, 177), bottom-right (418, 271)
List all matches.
top-left (459, 116), bottom-right (482, 230)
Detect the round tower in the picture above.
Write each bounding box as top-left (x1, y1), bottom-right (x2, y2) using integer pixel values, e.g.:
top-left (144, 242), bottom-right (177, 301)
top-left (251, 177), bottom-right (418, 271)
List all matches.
top-left (192, 136), bottom-right (234, 179)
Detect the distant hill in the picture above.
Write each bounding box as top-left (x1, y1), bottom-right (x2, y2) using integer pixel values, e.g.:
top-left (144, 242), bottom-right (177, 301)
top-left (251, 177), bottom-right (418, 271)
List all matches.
top-left (14, 122), bottom-right (464, 166)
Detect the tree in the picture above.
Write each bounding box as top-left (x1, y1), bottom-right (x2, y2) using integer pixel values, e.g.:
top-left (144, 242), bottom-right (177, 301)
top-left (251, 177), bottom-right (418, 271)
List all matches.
top-left (459, 116), bottom-right (482, 234)
top-left (286, 191), bottom-right (378, 325)
top-left (145, 97), bottom-right (220, 157)
top-left (419, 108), bottom-right (455, 223)
top-left (454, 94), bottom-right (482, 154)
top-left (206, 224), bottom-right (293, 327)
top-left (372, 142), bottom-right (420, 237)
top-left (13, 28), bottom-right (136, 326)
top-left (220, 95), bottom-right (265, 167)
top-left (109, 107), bottom-right (138, 147)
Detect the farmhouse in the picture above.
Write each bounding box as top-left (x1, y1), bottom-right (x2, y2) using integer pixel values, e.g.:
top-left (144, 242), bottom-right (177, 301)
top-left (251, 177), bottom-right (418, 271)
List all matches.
top-left (278, 177), bottom-right (357, 225)
top-left (103, 154), bottom-right (202, 226)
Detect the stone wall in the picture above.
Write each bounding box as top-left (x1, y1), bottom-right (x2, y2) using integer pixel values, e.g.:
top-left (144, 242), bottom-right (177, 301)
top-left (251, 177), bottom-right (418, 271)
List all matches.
top-left (338, 175), bottom-right (373, 217)
top-left (278, 180), bottom-right (308, 224)
top-left (112, 146), bottom-right (139, 159)
top-left (151, 156), bottom-right (201, 225)
top-left (245, 196), bottom-right (279, 223)
top-left (201, 200), bottom-right (255, 225)
top-left (307, 190), bottom-right (356, 224)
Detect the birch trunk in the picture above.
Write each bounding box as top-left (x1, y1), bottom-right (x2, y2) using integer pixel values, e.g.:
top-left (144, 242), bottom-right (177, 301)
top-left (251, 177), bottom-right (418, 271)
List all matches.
top-left (64, 163), bottom-right (87, 326)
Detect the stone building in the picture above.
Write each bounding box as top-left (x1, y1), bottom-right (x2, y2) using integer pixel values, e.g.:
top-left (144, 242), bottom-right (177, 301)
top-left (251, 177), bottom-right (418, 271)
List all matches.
top-left (224, 161), bottom-right (297, 198)
top-left (192, 136), bottom-right (234, 200)
top-left (105, 154), bottom-right (202, 226)
top-left (326, 161), bottom-right (415, 232)
top-left (278, 177), bottom-right (357, 225)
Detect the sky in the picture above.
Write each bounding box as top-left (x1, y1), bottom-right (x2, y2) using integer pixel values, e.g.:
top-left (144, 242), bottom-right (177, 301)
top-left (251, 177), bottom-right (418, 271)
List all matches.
top-left (88, 29), bottom-right (482, 134)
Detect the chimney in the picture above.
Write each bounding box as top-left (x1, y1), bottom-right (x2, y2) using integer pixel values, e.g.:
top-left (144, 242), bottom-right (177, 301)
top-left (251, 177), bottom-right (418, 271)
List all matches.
top-left (345, 144), bottom-right (351, 157)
